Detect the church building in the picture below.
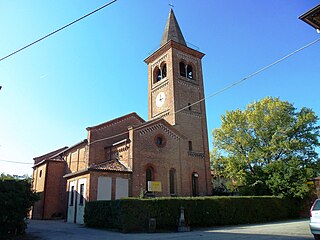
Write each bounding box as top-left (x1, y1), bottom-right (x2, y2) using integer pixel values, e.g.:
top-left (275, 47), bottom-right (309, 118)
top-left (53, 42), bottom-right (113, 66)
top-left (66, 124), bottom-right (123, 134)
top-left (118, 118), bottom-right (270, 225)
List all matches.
top-left (31, 9), bottom-right (211, 224)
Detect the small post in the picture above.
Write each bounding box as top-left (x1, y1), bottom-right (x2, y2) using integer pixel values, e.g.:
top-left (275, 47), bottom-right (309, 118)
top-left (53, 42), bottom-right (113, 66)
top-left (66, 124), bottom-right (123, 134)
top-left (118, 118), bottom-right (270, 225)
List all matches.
top-left (178, 206), bottom-right (190, 232)
top-left (149, 218), bottom-right (156, 233)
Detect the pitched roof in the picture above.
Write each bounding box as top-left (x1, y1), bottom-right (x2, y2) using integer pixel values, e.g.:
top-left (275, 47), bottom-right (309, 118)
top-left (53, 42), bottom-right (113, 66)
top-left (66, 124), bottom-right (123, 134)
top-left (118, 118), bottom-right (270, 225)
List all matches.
top-left (89, 159), bottom-right (131, 173)
top-left (33, 146), bottom-right (68, 163)
top-left (86, 112), bottom-right (145, 131)
top-left (135, 117), bottom-right (186, 140)
top-left (299, 4), bottom-right (320, 30)
top-left (160, 9), bottom-right (187, 47)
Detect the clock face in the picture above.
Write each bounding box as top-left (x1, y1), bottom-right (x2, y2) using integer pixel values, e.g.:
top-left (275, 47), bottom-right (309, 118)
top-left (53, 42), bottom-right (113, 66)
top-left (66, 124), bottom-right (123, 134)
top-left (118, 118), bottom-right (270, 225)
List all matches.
top-left (156, 92), bottom-right (165, 107)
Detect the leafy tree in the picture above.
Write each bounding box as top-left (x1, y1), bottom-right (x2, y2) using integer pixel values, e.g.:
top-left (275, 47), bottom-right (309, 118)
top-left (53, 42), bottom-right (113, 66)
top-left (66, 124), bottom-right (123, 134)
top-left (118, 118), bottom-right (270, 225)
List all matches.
top-left (212, 97), bottom-right (320, 198)
top-left (0, 175), bottom-right (39, 237)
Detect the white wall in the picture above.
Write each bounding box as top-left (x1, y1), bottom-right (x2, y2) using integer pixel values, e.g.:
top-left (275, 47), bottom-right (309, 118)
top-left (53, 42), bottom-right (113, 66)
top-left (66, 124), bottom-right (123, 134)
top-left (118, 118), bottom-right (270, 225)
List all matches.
top-left (97, 176), bottom-right (112, 200)
top-left (67, 181), bottom-right (76, 223)
top-left (115, 178), bottom-right (129, 199)
top-left (76, 178), bottom-right (86, 224)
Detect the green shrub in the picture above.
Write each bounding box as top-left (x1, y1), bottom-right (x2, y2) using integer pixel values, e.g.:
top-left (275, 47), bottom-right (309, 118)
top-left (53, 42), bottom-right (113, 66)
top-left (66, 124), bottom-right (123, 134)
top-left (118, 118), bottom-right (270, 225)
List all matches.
top-left (0, 179), bottom-right (39, 237)
top-left (84, 196), bottom-right (302, 232)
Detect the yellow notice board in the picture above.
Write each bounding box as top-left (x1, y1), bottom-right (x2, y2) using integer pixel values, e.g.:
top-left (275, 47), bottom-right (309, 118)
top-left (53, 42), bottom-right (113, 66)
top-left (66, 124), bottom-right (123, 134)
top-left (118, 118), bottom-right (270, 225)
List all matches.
top-left (148, 181), bottom-right (162, 192)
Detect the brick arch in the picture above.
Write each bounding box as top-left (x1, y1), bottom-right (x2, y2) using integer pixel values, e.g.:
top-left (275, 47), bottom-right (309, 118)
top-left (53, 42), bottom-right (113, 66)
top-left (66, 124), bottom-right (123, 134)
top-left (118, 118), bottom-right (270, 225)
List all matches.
top-left (160, 61), bottom-right (167, 78)
top-left (179, 60), bottom-right (187, 77)
top-left (153, 61), bottom-right (167, 83)
top-left (144, 164), bottom-right (156, 192)
top-left (159, 61), bottom-right (166, 69)
top-left (153, 66), bottom-right (161, 83)
top-left (186, 62), bottom-right (196, 80)
top-left (191, 171), bottom-right (199, 196)
top-left (144, 164), bottom-right (158, 180)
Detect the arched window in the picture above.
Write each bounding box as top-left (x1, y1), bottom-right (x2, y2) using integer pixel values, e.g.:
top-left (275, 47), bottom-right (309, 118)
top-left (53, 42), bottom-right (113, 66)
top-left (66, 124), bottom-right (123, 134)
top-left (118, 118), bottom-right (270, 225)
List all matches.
top-left (192, 172), bottom-right (199, 197)
top-left (162, 64), bottom-right (167, 78)
top-left (146, 167), bottom-right (153, 191)
top-left (154, 63), bottom-right (167, 83)
top-left (169, 168), bottom-right (176, 195)
top-left (153, 67), bottom-right (161, 83)
top-left (180, 62), bottom-right (195, 80)
top-left (187, 65), bottom-right (193, 79)
top-left (156, 136), bottom-right (163, 146)
top-left (179, 62), bottom-right (186, 77)
top-left (155, 134), bottom-right (166, 147)
top-left (156, 68), bottom-right (162, 82)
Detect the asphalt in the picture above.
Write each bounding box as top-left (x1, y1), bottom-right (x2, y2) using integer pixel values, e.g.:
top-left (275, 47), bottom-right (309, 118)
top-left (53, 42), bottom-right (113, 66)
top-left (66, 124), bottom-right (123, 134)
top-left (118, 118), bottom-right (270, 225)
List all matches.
top-left (26, 219), bottom-right (314, 240)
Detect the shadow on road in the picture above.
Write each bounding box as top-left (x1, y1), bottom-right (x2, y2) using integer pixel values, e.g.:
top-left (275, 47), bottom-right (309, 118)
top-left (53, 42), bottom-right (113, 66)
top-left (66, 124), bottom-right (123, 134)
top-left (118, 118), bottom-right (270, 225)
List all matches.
top-left (26, 219), bottom-right (313, 240)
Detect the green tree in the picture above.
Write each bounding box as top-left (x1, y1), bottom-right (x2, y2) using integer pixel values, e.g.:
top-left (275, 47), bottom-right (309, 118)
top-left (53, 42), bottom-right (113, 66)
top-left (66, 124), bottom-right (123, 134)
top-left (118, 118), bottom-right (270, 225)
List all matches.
top-left (0, 175), bottom-right (39, 237)
top-left (212, 97), bottom-right (320, 198)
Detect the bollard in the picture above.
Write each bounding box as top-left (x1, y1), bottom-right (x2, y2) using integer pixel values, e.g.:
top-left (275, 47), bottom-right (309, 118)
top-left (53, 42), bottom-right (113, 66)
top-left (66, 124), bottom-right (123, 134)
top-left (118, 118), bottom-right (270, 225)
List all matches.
top-left (178, 206), bottom-right (190, 232)
top-left (149, 218), bottom-right (156, 233)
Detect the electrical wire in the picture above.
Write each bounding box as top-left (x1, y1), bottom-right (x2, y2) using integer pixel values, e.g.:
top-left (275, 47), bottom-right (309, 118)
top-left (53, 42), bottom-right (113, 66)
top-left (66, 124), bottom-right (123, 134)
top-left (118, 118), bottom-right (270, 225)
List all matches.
top-left (0, 159), bottom-right (89, 165)
top-left (0, 0), bottom-right (117, 63)
top-left (2, 36), bottom-right (319, 163)
top-left (176, 37), bottom-right (320, 114)
top-left (0, 159), bottom-right (33, 165)
top-left (89, 37), bottom-right (320, 145)
top-left (1, 1), bottom-right (119, 166)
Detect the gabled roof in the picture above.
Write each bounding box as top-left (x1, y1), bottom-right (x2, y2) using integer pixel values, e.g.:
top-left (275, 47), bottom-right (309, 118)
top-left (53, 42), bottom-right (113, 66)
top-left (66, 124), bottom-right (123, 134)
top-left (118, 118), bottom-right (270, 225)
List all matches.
top-left (299, 4), bottom-right (320, 30)
top-left (33, 146), bottom-right (68, 163)
top-left (33, 140), bottom-right (88, 167)
top-left (160, 9), bottom-right (187, 47)
top-left (135, 117), bottom-right (186, 140)
top-left (89, 159), bottom-right (131, 173)
top-left (86, 112), bottom-right (145, 131)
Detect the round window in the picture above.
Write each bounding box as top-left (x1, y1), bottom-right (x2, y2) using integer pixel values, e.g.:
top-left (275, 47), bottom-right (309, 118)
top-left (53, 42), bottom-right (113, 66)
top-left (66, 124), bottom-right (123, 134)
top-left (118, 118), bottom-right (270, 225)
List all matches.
top-left (154, 134), bottom-right (166, 147)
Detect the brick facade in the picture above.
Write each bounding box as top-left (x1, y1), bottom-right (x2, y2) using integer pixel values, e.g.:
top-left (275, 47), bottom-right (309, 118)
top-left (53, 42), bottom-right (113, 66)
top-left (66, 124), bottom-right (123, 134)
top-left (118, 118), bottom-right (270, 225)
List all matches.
top-left (31, 9), bottom-right (212, 223)
top-left (32, 147), bottom-right (68, 219)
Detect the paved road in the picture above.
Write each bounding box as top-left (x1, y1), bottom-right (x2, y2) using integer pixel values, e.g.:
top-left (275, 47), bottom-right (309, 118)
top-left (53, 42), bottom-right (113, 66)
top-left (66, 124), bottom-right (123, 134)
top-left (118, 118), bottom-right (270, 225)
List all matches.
top-left (26, 219), bottom-right (314, 240)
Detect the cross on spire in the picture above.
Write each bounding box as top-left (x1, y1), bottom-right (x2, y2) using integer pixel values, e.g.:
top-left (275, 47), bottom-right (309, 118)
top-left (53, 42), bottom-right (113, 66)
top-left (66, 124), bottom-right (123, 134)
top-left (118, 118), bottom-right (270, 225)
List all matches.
top-left (160, 8), bottom-right (186, 47)
top-left (169, 0), bottom-right (174, 8)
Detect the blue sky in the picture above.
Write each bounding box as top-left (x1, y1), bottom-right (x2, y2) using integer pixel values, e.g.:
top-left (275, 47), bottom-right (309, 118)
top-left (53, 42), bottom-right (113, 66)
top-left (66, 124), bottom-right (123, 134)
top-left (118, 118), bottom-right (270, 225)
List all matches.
top-left (0, 1), bottom-right (319, 176)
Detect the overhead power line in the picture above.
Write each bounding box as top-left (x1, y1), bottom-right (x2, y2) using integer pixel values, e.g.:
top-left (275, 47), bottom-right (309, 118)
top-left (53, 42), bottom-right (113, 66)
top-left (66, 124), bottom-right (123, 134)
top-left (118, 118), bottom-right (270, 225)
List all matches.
top-left (89, 37), bottom-right (320, 145)
top-left (176, 37), bottom-right (320, 114)
top-left (0, 0), bottom-right (118, 63)
top-left (0, 159), bottom-right (33, 165)
top-left (1, 21), bottom-right (319, 163)
top-left (0, 158), bottom-right (89, 165)
top-left (1, 38), bottom-right (319, 164)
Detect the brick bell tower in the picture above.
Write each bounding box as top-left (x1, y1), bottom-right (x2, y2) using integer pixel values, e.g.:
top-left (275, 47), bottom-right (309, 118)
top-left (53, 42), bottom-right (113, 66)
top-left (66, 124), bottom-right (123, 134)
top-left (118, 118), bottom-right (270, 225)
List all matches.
top-left (144, 9), bottom-right (211, 196)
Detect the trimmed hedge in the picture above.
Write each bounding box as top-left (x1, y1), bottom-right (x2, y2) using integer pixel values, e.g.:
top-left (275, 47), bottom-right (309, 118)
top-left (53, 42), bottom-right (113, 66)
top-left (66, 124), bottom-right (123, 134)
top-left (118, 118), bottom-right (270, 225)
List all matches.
top-left (84, 196), bottom-right (301, 232)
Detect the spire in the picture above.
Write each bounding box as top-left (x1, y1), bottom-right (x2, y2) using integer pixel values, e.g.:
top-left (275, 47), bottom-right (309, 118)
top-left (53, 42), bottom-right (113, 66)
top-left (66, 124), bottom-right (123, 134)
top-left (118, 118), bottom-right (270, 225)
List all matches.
top-left (160, 9), bottom-right (187, 47)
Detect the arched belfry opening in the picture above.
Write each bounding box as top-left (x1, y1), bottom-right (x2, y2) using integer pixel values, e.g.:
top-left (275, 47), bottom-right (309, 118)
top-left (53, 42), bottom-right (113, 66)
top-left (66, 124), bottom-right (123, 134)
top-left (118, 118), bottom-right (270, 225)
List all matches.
top-left (179, 61), bottom-right (195, 80)
top-left (187, 65), bottom-right (193, 79)
top-left (143, 8), bottom-right (211, 197)
top-left (153, 62), bottom-right (167, 83)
